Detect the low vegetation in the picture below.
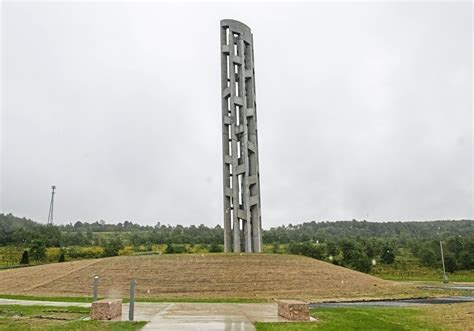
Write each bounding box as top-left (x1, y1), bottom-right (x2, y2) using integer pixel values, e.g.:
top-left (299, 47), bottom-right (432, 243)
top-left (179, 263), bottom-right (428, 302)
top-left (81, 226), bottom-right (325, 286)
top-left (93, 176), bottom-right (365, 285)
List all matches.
top-left (1, 214), bottom-right (472, 282)
top-left (255, 303), bottom-right (474, 330)
top-left (0, 304), bottom-right (146, 330)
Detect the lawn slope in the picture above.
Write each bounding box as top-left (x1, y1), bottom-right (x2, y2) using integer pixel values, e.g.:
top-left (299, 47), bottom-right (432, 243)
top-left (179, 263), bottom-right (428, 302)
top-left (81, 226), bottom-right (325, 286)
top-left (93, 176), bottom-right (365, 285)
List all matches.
top-left (0, 254), bottom-right (406, 301)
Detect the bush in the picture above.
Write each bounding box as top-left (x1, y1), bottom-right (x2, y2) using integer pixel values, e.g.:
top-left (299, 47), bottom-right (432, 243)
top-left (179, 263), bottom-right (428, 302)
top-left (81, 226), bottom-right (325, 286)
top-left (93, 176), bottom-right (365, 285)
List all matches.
top-left (288, 242), bottom-right (325, 260)
top-left (209, 243), bottom-right (223, 253)
top-left (102, 237), bottom-right (124, 257)
top-left (165, 243), bottom-right (187, 254)
top-left (20, 250), bottom-right (29, 264)
top-left (118, 246), bottom-right (135, 256)
top-left (381, 246), bottom-right (396, 264)
top-left (30, 240), bottom-right (46, 261)
top-left (66, 246), bottom-right (104, 259)
top-left (351, 253), bottom-right (372, 273)
top-left (340, 240), bottom-right (372, 273)
top-left (459, 251), bottom-right (474, 270)
top-left (58, 252), bottom-right (65, 262)
top-left (272, 242), bottom-right (280, 254)
top-left (443, 253), bottom-right (457, 273)
top-left (419, 248), bottom-right (437, 268)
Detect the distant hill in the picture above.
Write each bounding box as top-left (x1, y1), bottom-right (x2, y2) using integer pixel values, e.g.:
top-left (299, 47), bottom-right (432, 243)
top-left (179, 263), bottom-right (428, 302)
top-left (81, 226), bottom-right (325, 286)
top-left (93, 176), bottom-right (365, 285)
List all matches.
top-left (264, 219), bottom-right (474, 243)
top-left (2, 213), bottom-right (472, 274)
top-left (1, 213), bottom-right (472, 246)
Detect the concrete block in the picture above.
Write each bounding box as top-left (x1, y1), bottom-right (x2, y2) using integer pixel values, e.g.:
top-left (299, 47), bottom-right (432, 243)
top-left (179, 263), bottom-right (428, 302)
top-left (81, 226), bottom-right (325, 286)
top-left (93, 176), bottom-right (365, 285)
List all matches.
top-left (278, 300), bottom-right (309, 321)
top-left (91, 299), bottom-right (122, 320)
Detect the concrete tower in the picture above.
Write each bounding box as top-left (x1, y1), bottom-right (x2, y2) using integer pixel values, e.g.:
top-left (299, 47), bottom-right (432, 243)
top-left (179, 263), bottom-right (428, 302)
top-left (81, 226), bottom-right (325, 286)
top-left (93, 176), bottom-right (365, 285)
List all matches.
top-left (220, 19), bottom-right (262, 253)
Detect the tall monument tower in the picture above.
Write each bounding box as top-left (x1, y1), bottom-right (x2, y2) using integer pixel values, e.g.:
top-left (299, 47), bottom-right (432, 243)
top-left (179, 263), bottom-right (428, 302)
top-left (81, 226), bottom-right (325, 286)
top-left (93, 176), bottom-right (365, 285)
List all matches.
top-left (47, 185), bottom-right (56, 225)
top-left (220, 20), bottom-right (262, 253)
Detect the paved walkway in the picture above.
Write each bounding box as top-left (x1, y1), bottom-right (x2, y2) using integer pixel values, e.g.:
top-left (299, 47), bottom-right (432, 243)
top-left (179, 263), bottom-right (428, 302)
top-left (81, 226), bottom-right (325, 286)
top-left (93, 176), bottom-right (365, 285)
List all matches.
top-left (0, 299), bottom-right (287, 330)
top-left (124, 303), bottom-right (286, 331)
top-left (0, 298), bottom-right (90, 308)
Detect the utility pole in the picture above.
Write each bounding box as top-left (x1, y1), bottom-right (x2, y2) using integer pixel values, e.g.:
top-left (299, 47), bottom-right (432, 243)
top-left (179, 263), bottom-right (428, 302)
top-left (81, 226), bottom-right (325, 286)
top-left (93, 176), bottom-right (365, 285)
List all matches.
top-left (47, 185), bottom-right (56, 225)
top-left (440, 241), bottom-right (448, 284)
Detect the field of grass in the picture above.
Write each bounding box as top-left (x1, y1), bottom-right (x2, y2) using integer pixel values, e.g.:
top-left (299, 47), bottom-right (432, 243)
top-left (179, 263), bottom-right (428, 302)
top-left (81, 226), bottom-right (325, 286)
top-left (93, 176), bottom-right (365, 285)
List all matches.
top-left (373, 265), bottom-right (474, 282)
top-left (255, 303), bottom-right (474, 330)
top-left (371, 248), bottom-right (474, 282)
top-left (0, 304), bottom-right (146, 330)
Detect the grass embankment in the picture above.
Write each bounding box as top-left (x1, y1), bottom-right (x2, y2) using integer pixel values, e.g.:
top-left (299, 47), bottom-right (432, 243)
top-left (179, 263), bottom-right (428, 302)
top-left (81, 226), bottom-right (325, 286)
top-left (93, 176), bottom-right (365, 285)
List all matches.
top-left (255, 303), bottom-right (474, 330)
top-left (0, 305), bottom-right (146, 330)
top-left (0, 254), bottom-right (402, 301)
top-left (0, 254), bottom-right (469, 302)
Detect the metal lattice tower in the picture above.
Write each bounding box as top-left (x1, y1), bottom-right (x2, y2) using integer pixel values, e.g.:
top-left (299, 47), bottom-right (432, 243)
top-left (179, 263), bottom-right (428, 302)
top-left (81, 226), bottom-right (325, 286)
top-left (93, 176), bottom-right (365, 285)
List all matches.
top-left (47, 185), bottom-right (56, 225)
top-left (220, 19), bottom-right (262, 253)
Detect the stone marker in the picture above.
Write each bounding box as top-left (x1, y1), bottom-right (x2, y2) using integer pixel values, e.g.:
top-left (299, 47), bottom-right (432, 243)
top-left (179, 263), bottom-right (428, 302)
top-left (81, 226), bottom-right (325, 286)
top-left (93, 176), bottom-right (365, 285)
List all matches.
top-left (91, 299), bottom-right (122, 320)
top-left (278, 300), bottom-right (309, 321)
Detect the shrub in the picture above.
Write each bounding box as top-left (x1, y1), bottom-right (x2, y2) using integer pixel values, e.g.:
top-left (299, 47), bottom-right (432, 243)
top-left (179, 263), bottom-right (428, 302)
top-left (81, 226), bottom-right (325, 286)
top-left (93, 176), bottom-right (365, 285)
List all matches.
top-left (340, 240), bottom-right (372, 273)
top-left (20, 250), bottom-right (29, 264)
top-left (30, 240), bottom-right (46, 261)
top-left (419, 248), bottom-right (437, 268)
top-left (164, 243), bottom-right (187, 254)
top-left (443, 253), bottom-right (457, 273)
top-left (118, 246), bottom-right (135, 256)
top-left (288, 242), bottom-right (325, 260)
top-left (209, 243), bottom-right (223, 253)
top-left (102, 237), bottom-right (124, 257)
top-left (46, 247), bottom-right (61, 262)
top-left (272, 242), bottom-right (280, 254)
top-left (58, 252), bottom-right (65, 262)
top-left (67, 246), bottom-right (104, 259)
top-left (381, 246), bottom-right (396, 264)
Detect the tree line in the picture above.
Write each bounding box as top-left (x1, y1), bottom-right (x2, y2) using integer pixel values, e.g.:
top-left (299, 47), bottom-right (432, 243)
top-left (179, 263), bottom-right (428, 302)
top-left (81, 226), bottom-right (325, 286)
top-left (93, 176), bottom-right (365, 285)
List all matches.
top-left (1, 213), bottom-right (472, 273)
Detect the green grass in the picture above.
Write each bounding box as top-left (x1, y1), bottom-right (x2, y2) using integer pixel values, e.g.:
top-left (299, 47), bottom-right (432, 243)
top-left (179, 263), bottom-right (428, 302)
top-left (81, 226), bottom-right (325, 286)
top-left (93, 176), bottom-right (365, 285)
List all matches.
top-left (255, 307), bottom-right (440, 330)
top-left (0, 294), bottom-right (94, 303)
top-left (0, 304), bottom-right (146, 330)
top-left (375, 269), bottom-right (474, 282)
top-left (372, 248), bottom-right (474, 282)
top-left (0, 294), bottom-right (266, 304)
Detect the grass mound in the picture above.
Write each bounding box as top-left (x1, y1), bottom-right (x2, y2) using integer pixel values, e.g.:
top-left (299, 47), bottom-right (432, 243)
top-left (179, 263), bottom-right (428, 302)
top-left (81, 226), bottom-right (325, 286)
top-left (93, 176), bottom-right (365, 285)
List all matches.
top-left (0, 253), bottom-right (404, 301)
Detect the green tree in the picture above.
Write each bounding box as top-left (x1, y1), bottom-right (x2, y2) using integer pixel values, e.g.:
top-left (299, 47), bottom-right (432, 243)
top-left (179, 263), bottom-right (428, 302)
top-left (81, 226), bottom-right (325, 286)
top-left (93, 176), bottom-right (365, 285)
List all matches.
top-left (58, 252), bottom-right (65, 262)
top-left (209, 243), bottom-right (223, 253)
top-left (459, 251), bottom-right (474, 270)
top-left (340, 239), bottom-right (372, 273)
top-left (102, 237), bottom-right (123, 257)
top-left (381, 246), bottom-right (396, 264)
top-left (19, 250), bottom-right (29, 264)
top-left (443, 253), bottom-right (457, 273)
top-left (165, 243), bottom-right (176, 254)
top-left (419, 248), bottom-right (437, 267)
top-left (30, 240), bottom-right (46, 261)
top-left (272, 242), bottom-right (280, 254)
top-left (164, 243), bottom-right (187, 254)
top-left (288, 242), bottom-right (325, 260)
top-left (326, 241), bottom-right (339, 257)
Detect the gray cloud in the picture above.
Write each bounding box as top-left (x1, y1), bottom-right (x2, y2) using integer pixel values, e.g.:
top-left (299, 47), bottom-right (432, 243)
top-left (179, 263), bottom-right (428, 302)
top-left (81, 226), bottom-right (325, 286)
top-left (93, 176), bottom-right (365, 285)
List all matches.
top-left (1, 2), bottom-right (472, 227)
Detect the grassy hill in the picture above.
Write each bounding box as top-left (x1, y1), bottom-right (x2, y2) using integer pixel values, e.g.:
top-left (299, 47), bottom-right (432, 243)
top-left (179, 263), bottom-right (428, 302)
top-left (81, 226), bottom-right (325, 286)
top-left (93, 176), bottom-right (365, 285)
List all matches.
top-left (0, 253), bottom-right (411, 302)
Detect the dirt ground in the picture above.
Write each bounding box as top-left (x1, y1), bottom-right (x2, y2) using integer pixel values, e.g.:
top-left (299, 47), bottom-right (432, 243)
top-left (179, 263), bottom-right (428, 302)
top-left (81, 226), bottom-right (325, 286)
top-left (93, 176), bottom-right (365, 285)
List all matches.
top-left (0, 254), bottom-right (414, 301)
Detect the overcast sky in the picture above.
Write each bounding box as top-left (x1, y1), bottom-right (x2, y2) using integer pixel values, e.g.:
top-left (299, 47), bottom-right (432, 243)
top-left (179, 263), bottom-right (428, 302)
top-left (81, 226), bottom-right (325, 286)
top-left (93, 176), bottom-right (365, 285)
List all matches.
top-left (1, 2), bottom-right (472, 227)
